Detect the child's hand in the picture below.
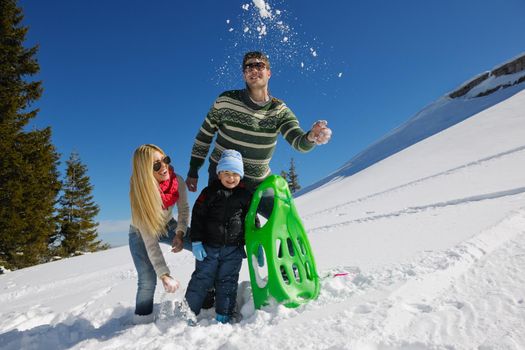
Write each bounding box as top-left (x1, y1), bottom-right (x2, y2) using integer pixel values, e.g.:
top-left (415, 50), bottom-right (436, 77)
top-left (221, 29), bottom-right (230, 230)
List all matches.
top-left (192, 241), bottom-right (207, 261)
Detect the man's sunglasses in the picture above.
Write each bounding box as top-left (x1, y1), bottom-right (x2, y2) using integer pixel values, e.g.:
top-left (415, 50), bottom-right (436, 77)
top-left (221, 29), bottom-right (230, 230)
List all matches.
top-left (243, 62), bottom-right (267, 72)
top-left (153, 156), bottom-right (171, 172)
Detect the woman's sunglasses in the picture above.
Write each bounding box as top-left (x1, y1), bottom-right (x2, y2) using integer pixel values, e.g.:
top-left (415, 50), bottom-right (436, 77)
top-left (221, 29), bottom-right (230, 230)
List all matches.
top-left (153, 156), bottom-right (171, 172)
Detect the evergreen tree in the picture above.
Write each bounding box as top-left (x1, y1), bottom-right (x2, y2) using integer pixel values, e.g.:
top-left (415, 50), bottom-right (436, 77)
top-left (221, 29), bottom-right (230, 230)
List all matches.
top-left (54, 152), bottom-right (108, 256)
top-left (280, 158), bottom-right (301, 193)
top-left (287, 158), bottom-right (301, 193)
top-left (0, 0), bottom-right (61, 269)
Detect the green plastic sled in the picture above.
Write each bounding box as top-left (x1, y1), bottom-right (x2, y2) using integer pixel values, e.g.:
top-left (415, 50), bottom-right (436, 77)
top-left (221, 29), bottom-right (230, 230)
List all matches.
top-left (245, 175), bottom-right (320, 309)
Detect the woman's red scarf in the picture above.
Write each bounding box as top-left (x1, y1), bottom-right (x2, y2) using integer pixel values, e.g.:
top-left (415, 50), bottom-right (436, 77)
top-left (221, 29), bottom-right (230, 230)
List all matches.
top-left (159, 167), bottom-right (179, 209)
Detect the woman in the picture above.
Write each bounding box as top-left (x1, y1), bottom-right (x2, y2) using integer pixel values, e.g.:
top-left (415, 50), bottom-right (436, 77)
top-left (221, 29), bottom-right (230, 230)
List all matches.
top-left (129, 144), bottom-right (190, 324)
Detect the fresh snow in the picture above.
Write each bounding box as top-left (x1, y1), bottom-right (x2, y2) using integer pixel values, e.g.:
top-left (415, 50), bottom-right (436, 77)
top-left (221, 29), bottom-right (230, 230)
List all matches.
top-left (1, 91), bottom-right (525, 348)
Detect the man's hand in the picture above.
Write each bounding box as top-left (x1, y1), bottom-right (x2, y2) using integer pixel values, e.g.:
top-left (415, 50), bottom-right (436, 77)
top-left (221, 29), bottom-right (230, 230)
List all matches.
top-left (160, 274), bottom-right (180, 293)
top-left (186, 177), bottom-right (198, 192)
top-left (171, 231), bottom-right (184, 253)
top-left (307, 120), bottom-right (332, 145)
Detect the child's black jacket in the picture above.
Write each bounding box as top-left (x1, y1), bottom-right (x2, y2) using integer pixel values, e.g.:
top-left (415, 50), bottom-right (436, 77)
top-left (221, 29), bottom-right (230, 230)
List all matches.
top-left (190, 180), bottom-right (252, 246)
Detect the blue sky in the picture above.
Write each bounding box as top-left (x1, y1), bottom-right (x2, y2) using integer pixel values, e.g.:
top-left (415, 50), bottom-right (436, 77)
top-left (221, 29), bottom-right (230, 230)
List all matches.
top-left (19, 0), bottom-right (525, 244)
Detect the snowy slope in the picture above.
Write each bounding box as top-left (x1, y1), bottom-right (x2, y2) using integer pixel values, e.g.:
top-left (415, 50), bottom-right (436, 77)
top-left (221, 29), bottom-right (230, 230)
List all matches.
top-left (1, 92), bottom-right (525, 349)
top-left (299, 55), bottom-right (525, 196)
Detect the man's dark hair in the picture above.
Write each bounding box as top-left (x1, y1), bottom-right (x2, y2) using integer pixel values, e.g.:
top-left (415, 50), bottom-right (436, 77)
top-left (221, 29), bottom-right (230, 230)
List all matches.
top-left (242, 51), bottom-right (270, 70)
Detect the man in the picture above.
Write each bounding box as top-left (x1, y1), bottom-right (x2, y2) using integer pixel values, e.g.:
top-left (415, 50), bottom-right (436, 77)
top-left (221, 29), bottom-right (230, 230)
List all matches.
top-left (186, 51), bottom-right (332, 197)
top-left (185, 51), bottom-right (332, 311)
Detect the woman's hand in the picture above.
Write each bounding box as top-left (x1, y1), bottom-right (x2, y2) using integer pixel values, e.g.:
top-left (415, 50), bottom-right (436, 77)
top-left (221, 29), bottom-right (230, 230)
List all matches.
top-left (160, 274), bottom-right (180, 293)
top-left (171, 231), bottom-right (184, 252)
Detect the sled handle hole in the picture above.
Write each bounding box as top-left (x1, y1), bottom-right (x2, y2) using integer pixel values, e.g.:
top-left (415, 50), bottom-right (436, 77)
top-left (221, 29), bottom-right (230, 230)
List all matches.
top-left (276, 239), bottom-right (283, 259)
top-left (280, 265), bottom-right (290, 285)
top-left (297, 237), bottom-right (306, 256)
top-left (305, 261), bottom-right (313, 281)
top-left (286, 238), bottom-right (295, 257)
top-left (253, 244), bottom-right (268, 288)
top-left (292, 264), bottom-right (301, 283)
top-left (254, 188), bottom-right (275, 227)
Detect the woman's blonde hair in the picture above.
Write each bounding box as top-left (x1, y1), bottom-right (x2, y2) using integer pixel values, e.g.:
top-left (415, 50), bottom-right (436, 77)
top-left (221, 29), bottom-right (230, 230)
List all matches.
top-left (130, 144), bottom-right (169, 238)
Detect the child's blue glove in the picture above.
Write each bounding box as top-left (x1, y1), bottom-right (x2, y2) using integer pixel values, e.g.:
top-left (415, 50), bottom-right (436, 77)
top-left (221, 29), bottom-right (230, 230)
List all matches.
top-left (192, 241), bottom-right (207, 261)
top-left (257, 245), bottom-right (265, 267)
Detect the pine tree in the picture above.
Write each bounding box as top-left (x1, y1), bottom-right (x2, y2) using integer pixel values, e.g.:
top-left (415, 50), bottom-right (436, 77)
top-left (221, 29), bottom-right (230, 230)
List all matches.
top-left (287, 158), bottom-right (301, 193)
top-left (54, 152), bottom-right (109, 256)
top-left (280, 158), bottom-right (301, 193)
top-left (0, 0), bottom-right (61, 269)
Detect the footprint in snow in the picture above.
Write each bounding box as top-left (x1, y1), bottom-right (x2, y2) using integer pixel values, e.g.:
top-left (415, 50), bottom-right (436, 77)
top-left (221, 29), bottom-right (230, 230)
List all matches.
top-left (404, 303), bottom-right (433, 313)
top-left (353, 303), bottom-right (375, 314)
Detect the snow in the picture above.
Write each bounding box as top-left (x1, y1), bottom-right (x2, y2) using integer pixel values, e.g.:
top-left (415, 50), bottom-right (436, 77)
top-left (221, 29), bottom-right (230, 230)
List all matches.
top-left (216, 0), bottom-right (332, 87)
top-left (251, 0), bottom-right (272, 19)
top-left (1, 80), bottom-right (525, 348)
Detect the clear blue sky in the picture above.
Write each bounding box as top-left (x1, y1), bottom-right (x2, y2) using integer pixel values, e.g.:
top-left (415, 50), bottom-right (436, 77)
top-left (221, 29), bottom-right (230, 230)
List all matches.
top-left (19, 0), bottom-right (525, 244)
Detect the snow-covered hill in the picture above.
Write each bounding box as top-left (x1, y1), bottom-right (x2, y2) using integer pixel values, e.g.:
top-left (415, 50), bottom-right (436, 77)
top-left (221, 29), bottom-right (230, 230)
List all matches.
top-left (1, 79), bottom-right (525, 349)
top-left (299, 53), bottom-right (525, 196)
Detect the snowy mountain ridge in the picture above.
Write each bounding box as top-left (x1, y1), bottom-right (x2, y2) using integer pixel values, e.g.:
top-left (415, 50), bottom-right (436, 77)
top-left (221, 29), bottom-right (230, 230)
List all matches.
top-left (449, 52), bottom-right (525, 99)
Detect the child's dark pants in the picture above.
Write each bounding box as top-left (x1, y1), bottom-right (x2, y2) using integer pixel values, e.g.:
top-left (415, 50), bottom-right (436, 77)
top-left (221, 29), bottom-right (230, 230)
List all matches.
top-left (185, 244), bottom-right (245, 316)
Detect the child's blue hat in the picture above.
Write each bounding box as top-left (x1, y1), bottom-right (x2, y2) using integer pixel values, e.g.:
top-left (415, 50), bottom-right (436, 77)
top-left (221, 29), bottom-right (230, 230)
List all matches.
top-left (217, 149), bottom-right (244, 178)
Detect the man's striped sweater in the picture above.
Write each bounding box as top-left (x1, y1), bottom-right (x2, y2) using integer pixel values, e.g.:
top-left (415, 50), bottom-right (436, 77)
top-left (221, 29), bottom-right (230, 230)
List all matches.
top-left (188, 89), bottom-right (315, 188)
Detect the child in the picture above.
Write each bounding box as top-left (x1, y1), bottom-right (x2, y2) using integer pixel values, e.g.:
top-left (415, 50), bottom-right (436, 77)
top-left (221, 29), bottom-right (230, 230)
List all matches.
top-left (184, 149), bottom-right (252, 324)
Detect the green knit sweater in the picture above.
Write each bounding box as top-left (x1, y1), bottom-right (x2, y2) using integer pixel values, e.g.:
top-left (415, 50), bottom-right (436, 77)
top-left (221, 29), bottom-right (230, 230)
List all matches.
top-left (188, 89), bottom-right (315, 187)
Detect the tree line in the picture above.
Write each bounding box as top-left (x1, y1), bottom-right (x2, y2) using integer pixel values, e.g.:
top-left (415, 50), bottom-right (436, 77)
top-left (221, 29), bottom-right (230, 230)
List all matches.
top-left (0, 0), bottom-right (107, 271)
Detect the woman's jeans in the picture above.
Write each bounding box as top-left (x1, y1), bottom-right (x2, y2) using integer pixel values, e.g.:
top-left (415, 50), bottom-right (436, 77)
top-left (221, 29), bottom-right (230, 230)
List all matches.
top-left (128, 219), bottom-right (191, 316)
